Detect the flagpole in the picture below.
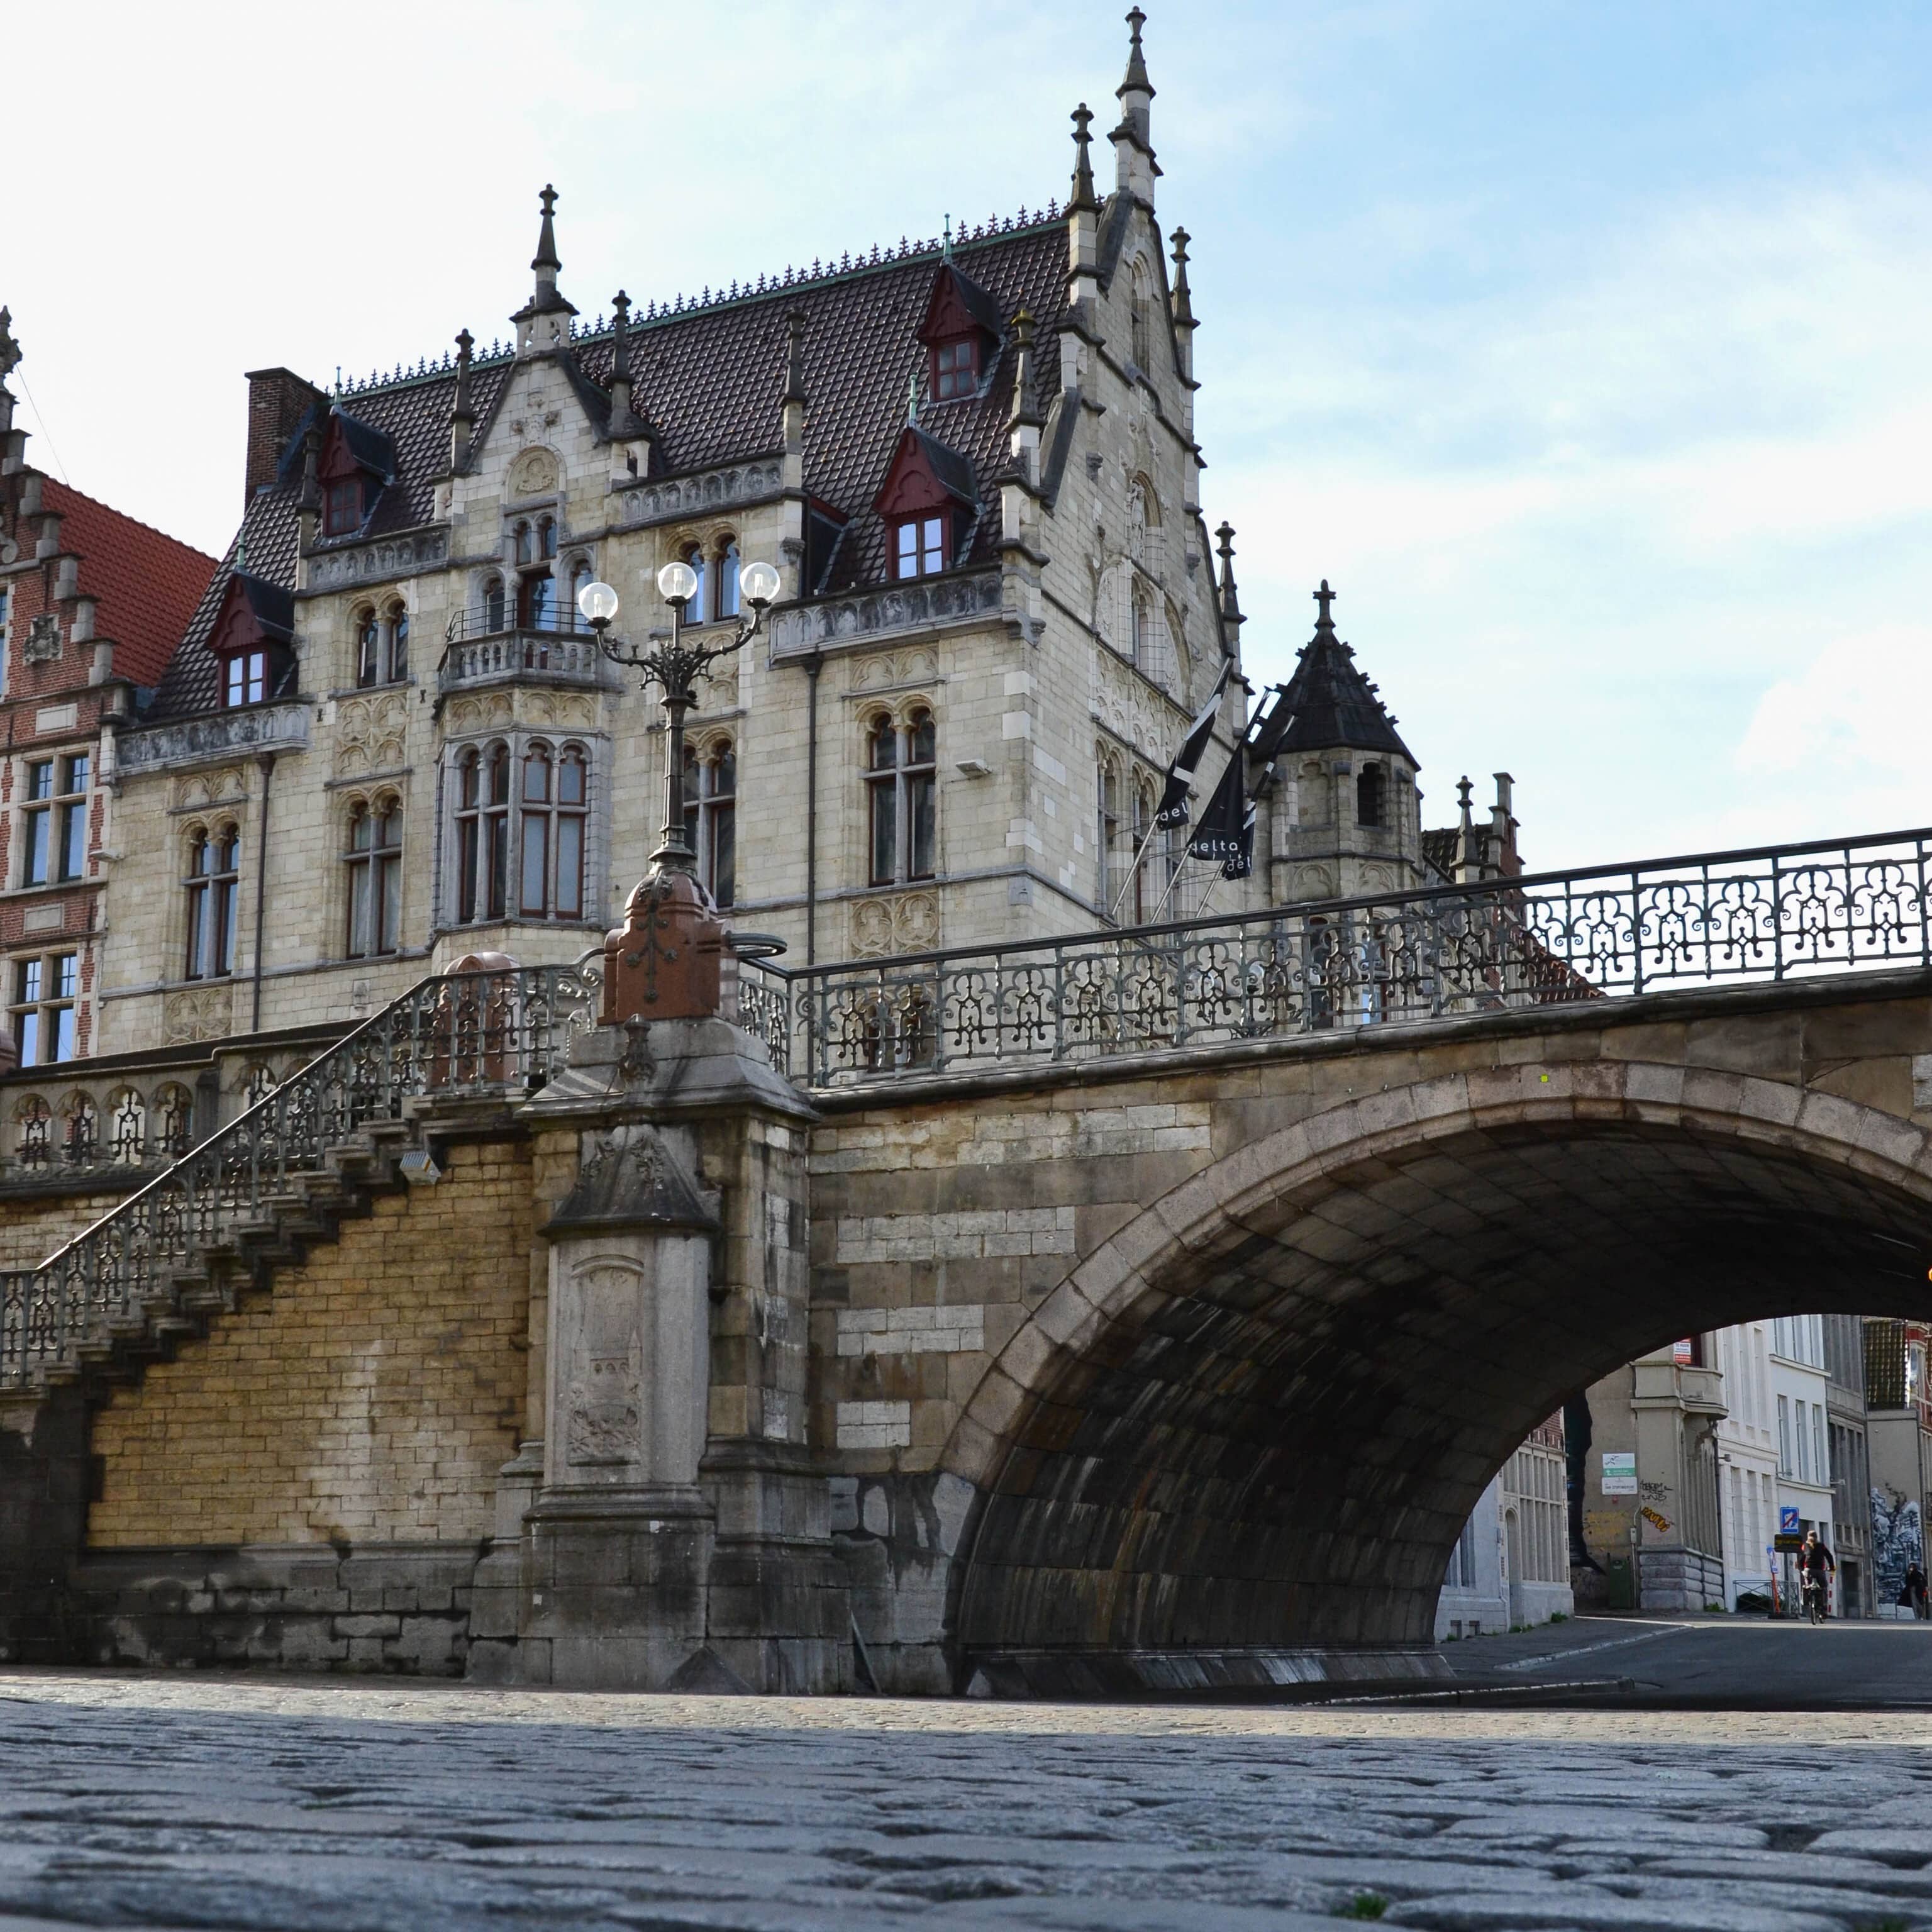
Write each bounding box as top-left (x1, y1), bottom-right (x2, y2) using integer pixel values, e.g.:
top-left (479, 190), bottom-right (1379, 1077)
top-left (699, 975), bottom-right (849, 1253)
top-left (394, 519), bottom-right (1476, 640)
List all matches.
top-left (1109, 820), bottom-right (1162, 923)
top-left (1148, 853), bottom-right (1192, 926)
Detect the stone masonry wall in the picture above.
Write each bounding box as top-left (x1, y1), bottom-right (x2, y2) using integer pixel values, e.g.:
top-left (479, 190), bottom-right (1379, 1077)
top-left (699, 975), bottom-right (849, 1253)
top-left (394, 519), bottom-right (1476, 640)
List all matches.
top-left (87, 1140), bottom-right (532, 1548)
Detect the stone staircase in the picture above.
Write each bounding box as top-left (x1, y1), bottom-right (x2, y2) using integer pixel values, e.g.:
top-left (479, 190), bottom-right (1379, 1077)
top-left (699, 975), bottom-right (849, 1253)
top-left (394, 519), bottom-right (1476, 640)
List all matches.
top-left (0, 962), bottom-right (599, 1407)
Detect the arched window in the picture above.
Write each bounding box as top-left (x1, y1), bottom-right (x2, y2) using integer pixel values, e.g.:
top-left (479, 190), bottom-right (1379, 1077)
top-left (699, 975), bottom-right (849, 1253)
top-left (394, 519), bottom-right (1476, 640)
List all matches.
top-left (483, 574), bottom-right (506, 633)
top-left (516, 740), bottom-right (589, 919)
top-left (717, 539), bottom-right (741, 621)
top-left (184, 827), bottom-right (240, 980)
top-left (680, 543), bottom-right (708, 624)
top-left (683, 738), bottom-right (736, 907)
top-left (1356, 762), bottom-right (1385, 830)
top-left (1131, 780), bottom-right (1156, 923)
top-left (453, 744), bottom-right (512, 923)
top-left (538, 516), bottom-right (557, 560)
top-left (345, 799), bottom-right (402, 956)
top-left (355, 608), bottom-right (380, 687)
top-left (520, 565), bottom-right (556, 629)
top-left (865, 710), bottom-right (936, 887)
top-left (514, 522), bottom-right (535, 567)
top-left (1097, 753), bottom-right (1122, 915)
top-left (360, 602), bottom-right (408, 686)
top-left (1130, 262), bottom-right (1152, 370)
top-left (565, 558), bottom-right (592, 631)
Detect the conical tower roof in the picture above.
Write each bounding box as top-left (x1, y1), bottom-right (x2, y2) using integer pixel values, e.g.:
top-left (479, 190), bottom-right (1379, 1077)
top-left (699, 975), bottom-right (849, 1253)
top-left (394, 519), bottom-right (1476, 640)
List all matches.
top-left (1272, 581), bottom-right (1414, 763)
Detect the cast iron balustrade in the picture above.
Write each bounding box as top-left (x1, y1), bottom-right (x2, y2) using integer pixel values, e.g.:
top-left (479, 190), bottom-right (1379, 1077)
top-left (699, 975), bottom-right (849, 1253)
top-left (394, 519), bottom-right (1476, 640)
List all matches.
top-left (733, 827), bottom-right (1932, 1084)
top-left (0, 961), bottom-right (601, 1394)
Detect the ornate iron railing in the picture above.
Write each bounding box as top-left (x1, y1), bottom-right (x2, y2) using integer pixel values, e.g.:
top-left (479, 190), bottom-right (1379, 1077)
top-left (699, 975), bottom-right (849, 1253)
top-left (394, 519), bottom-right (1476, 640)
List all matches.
top-left (0, 962), bottom-right (601, 1393)
top-left (736, 828), bottom-right (1932, 1084)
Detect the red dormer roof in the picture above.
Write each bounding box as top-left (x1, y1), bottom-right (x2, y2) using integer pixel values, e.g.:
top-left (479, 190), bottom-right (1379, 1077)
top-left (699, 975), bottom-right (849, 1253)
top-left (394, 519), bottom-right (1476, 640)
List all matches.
top-left (874, 426), bottom-right (980, 519)
top-left (42, 481), bottom-right (218, 688)
top-left (917, 262), bottom-right (1006, 348)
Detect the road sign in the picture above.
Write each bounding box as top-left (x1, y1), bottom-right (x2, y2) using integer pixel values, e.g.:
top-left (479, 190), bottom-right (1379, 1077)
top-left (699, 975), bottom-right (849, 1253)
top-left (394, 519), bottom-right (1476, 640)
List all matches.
top-left (1774, 1533), bottom-right (1806, 1552)
top-left (1601, 1451), bottom-right (1637, 1496)
top-left (1780, 1506), bottom-right (1801, 1533)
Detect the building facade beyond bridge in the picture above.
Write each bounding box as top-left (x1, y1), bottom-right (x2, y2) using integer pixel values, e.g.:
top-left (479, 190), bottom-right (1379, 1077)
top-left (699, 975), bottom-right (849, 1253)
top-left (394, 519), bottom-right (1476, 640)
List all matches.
top-left (5, 833), bottom-right (1932, 1694)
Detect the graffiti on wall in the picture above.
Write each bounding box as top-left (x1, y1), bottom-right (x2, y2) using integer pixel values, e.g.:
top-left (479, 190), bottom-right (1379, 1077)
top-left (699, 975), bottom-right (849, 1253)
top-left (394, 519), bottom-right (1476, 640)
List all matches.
top-left (1872, 1486), bottom-right (1923, 1607)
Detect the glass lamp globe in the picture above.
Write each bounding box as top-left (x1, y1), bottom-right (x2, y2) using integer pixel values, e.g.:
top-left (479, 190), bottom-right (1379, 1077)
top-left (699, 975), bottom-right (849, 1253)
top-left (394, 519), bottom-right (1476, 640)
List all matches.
top-left (576, 580), bottom-right (620, 627)
top-left (739, 560), bottom-right (781, 608)
top-left (657, 559), bottom-right (700, 605)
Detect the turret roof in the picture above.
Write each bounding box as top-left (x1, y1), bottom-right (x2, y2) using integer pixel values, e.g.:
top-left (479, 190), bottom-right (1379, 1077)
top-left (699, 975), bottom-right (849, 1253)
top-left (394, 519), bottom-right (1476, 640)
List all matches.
top-left (1270, 582), bottom-right (1415, 764)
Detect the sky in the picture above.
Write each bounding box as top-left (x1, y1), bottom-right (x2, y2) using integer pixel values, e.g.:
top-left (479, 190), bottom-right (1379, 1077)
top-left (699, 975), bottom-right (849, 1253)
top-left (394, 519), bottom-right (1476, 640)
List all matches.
top-left (6, 1), bottom-right (1929, 869)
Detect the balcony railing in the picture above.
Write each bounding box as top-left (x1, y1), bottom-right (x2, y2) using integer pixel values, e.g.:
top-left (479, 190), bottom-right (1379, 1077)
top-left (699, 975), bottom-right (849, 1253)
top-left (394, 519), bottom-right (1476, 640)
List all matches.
top-left (0, 962), bottom-right (601, 1394)
top-left (438, 611), bottom-right (611, 692)
top-left (735, 827), bottom-right (1932, 1085)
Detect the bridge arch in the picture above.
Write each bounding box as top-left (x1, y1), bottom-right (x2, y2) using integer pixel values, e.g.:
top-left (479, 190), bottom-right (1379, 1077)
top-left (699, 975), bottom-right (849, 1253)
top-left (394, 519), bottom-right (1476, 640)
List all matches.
top-left (940, 1058), bottom-right (1932, 1670)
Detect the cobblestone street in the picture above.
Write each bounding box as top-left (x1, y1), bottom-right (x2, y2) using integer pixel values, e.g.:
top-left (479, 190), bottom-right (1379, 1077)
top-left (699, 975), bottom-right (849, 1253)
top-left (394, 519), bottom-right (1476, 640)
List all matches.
top-left (5, 1666), bottom-right (1932, 1930)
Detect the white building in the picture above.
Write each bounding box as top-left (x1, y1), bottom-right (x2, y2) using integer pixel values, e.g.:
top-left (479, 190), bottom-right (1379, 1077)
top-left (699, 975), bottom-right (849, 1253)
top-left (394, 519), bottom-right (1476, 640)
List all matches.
top-left (1713, 1320), bottom-right (1780, 1609)
top-left (1437, 1414), bottom-right (1572, 1640)
top-left (1771, 1314), bottom-right (1836, 1610)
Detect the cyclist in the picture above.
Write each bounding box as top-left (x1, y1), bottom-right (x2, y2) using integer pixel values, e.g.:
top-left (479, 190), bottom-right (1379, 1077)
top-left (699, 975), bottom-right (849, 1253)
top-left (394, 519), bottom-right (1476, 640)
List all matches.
top-left (1799, 1529), bottom-right (1836, 1624)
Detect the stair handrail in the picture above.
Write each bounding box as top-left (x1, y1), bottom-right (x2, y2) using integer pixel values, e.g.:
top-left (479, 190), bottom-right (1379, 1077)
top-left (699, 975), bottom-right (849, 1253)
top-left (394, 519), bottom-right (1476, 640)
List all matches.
top-left (0, 959), bottom-right (601, 1392)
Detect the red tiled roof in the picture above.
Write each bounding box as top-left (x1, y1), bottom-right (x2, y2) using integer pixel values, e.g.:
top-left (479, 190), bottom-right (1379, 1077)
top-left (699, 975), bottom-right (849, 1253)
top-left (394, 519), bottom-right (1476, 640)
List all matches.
top-left (43, 481), bottom-right (218, 689)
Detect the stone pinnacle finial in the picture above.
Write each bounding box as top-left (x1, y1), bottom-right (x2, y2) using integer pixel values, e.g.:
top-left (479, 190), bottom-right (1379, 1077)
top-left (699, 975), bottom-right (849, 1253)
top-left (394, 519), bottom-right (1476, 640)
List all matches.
top-left (942, 213), bottom-right (953, 262)
top-left (782, 310), bottom-right (808, 408)
top-left (1215, 522), bottom-right (1242, 625)
top-left (1170, 228), bottom-right (1195, 329)
top-left (1009, 306), bottom-right (1043, 431)
top-left (532, 184), bottom-right (562, 276)
top-left (1119, 6), bottom-right (1154, 99)
top-left (1070, 104), bottom-right (1098, 212)
top-left (0, 306), bottom-right (19, 383)
top-left (452, 328), bottom-right (475, 408)
top-left (906, 370), bottom-right (919, 427)
top-left (608, 291), bottom-right (633, 416)
top-left (1314, 579), bottom-right (1336, 629)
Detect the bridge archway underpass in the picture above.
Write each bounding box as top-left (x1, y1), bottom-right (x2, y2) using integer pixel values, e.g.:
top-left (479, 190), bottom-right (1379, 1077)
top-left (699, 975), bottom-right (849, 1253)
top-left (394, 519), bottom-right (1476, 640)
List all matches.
top-left (943, 1067), bottom-right (1932, 1670)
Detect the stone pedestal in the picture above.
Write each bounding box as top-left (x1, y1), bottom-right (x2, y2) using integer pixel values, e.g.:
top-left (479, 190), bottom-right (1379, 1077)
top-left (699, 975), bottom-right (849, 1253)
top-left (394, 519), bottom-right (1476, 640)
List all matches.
top-left (478, 894), bottom-right (843, 1692)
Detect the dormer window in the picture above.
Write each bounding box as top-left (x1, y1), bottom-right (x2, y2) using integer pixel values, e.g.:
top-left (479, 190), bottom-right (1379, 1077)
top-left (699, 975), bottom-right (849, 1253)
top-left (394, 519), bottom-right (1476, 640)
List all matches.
top-left (932, 337), bottom-right (978, 402)
top-left (894, 516), bottom-right (948, 580)
top-left (324, 478), bottom-right (364, 536)
top-left (225, 649), bottom-right (268, 708)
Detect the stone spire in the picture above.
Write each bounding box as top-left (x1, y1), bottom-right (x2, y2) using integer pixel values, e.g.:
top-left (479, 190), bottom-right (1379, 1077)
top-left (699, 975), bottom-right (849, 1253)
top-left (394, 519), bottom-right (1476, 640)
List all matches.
top-left (0, 306), bottom-right (19, 447)
top-left (1069, 101), bottom-right (1098, 213)
top-left (296, 422), bottom-right (323, 550)
top-left (448, 328), bottom-right (475, 470)
top-left (1111, 8), bottom-right (1159, 203)
top-left (782, 309), bottom-right (808, 409)
top-left (512, 184), bottom-right (578, 355)
top-left (780, 312), bottom-right (809, 596)
top-left (1008, 306), bottom-right (1043, 447)
top-left (1169, 227), bottom-right (1196, 384)
top-left (606, 296), bottom-right (632, 418)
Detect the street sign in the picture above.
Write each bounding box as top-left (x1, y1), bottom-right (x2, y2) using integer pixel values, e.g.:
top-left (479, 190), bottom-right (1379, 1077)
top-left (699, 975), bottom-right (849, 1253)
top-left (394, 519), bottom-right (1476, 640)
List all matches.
top-left (1601, 1451), bottom-right (1637, 1496)
top-left (1774, 1533), bottom-right (1806, 1552)
top-left (1780, 1506), bottom-right (1800, 1533)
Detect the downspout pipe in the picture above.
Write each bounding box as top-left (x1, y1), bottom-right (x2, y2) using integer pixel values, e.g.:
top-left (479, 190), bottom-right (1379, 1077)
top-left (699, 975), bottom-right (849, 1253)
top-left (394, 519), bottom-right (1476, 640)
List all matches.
top-left (251, 752), bottom-right (275, 1032)
top-left (803, 648), bottom-right (823, 965)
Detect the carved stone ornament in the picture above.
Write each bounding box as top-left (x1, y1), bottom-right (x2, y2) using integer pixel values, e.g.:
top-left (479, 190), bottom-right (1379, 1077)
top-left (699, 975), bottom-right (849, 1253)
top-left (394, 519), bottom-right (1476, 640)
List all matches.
top-left (24, 614), bottom-right (60, 663)
top-left (850, 889), bottom-right (940, 960)
top-left (564, 1259), bottom-right (645, 1468)
top-left (335, 691), bottom-right (408, 777)
top-left (162, 984), bottom-right (234, 1046)
top-left (508, 446), bottom-right (560, 499)
top-left (545, 1123), bottom-right (717, 1236)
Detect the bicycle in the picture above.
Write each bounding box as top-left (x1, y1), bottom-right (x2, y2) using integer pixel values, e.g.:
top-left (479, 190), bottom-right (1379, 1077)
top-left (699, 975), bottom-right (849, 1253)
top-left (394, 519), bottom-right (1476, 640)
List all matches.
top-left (1801, 1575), bottom-right (1829, 1625)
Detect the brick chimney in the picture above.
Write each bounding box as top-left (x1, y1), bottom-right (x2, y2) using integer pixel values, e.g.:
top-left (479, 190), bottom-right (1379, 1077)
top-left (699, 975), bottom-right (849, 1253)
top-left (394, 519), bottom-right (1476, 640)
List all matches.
top-left (243, 367), bottom-right (326, 506)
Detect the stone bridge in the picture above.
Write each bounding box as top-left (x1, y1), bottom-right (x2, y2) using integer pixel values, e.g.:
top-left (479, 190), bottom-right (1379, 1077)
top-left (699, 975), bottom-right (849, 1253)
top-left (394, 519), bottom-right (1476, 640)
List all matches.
top-left (3, 833), bottom-right (1932, 1694)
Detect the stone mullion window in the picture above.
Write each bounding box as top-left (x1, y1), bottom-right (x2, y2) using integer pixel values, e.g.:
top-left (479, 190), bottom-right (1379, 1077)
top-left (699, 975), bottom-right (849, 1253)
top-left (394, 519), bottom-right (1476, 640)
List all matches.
top-left (345, 801), bottom-right (402, 957)
top-left (865, 711), bottom-right (936, 889)
top-left (183, 829), bottom-right (240, 980)
top-left (10, 950), bottom-right (78, 1065)
top-left (450, 736), bottom-right (592, 927)
top-left (683, 739), bottom-right (736, 908)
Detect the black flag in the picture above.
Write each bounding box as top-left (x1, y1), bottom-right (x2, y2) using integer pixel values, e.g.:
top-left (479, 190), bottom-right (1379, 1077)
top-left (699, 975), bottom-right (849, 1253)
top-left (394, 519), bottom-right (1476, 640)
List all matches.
top-left (1221, 794), bottom-right (1257, 880)
top-left (1153, 658), bottom-right (1233, 827)
top-left (1187, 745), bottom-right (1250, 865)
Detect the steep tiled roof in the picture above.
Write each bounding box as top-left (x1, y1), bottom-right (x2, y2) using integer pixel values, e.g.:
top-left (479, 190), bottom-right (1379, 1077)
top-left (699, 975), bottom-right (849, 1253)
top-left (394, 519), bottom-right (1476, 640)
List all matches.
top-left (1420, 827), bottom-right (1460, 880)
top-left (43, 482), bottom-right (216, 689)
top-left (150, 214), bottom-right (1072, 722)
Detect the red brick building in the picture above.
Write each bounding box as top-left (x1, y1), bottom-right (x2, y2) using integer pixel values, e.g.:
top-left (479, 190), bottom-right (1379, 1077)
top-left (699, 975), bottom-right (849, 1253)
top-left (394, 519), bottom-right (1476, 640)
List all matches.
top-left (0, 309), bottom-right (216, 1070)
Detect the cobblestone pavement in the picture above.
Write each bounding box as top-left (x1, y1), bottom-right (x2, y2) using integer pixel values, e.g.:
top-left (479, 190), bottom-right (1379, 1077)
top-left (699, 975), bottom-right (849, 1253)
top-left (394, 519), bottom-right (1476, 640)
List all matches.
top-left (5, 1672), bottom-right (1932, 1930)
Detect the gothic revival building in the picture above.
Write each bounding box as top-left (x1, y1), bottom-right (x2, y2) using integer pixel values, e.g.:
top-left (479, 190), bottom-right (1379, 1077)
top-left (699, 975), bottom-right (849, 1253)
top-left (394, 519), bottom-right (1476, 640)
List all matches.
top-left (2, 12), bottom-right (1523, 1086)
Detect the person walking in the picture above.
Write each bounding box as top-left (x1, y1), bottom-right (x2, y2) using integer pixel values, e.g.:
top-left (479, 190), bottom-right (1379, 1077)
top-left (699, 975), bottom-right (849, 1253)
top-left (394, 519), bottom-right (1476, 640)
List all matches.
top-left (1904, 1560), bottom-right (1929, 1620)
top-left (1799, 1529), bottom-right (1836, 1624)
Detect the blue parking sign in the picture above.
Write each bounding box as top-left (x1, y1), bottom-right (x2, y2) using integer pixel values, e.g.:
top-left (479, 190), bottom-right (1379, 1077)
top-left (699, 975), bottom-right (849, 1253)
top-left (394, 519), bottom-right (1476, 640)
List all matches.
top-left (1780, 1506), bottom-right (1800, 1533)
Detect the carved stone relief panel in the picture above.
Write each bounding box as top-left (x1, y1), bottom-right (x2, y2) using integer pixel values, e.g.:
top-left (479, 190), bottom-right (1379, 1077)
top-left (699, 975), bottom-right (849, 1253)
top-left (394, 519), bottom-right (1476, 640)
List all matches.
top-left (162, 984), bottom-right (234, 1046)
top-left (848, 645), bottom-right (940, 693)
top-left (850, 890), bottom-right (940, 960)
top-left (335, 691), bottom-right (409, 777)
top-left (170, 765), bottom-right (249, 814)
top-left (564, 1258), bottom-right (647, 1470)
top-left (508, 445), bottom-right (560, 499)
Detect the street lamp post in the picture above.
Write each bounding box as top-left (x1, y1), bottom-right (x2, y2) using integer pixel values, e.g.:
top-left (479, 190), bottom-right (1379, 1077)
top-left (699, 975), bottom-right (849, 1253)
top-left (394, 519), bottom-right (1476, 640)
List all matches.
top-left (577, 558), bottom-right (782, 880)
